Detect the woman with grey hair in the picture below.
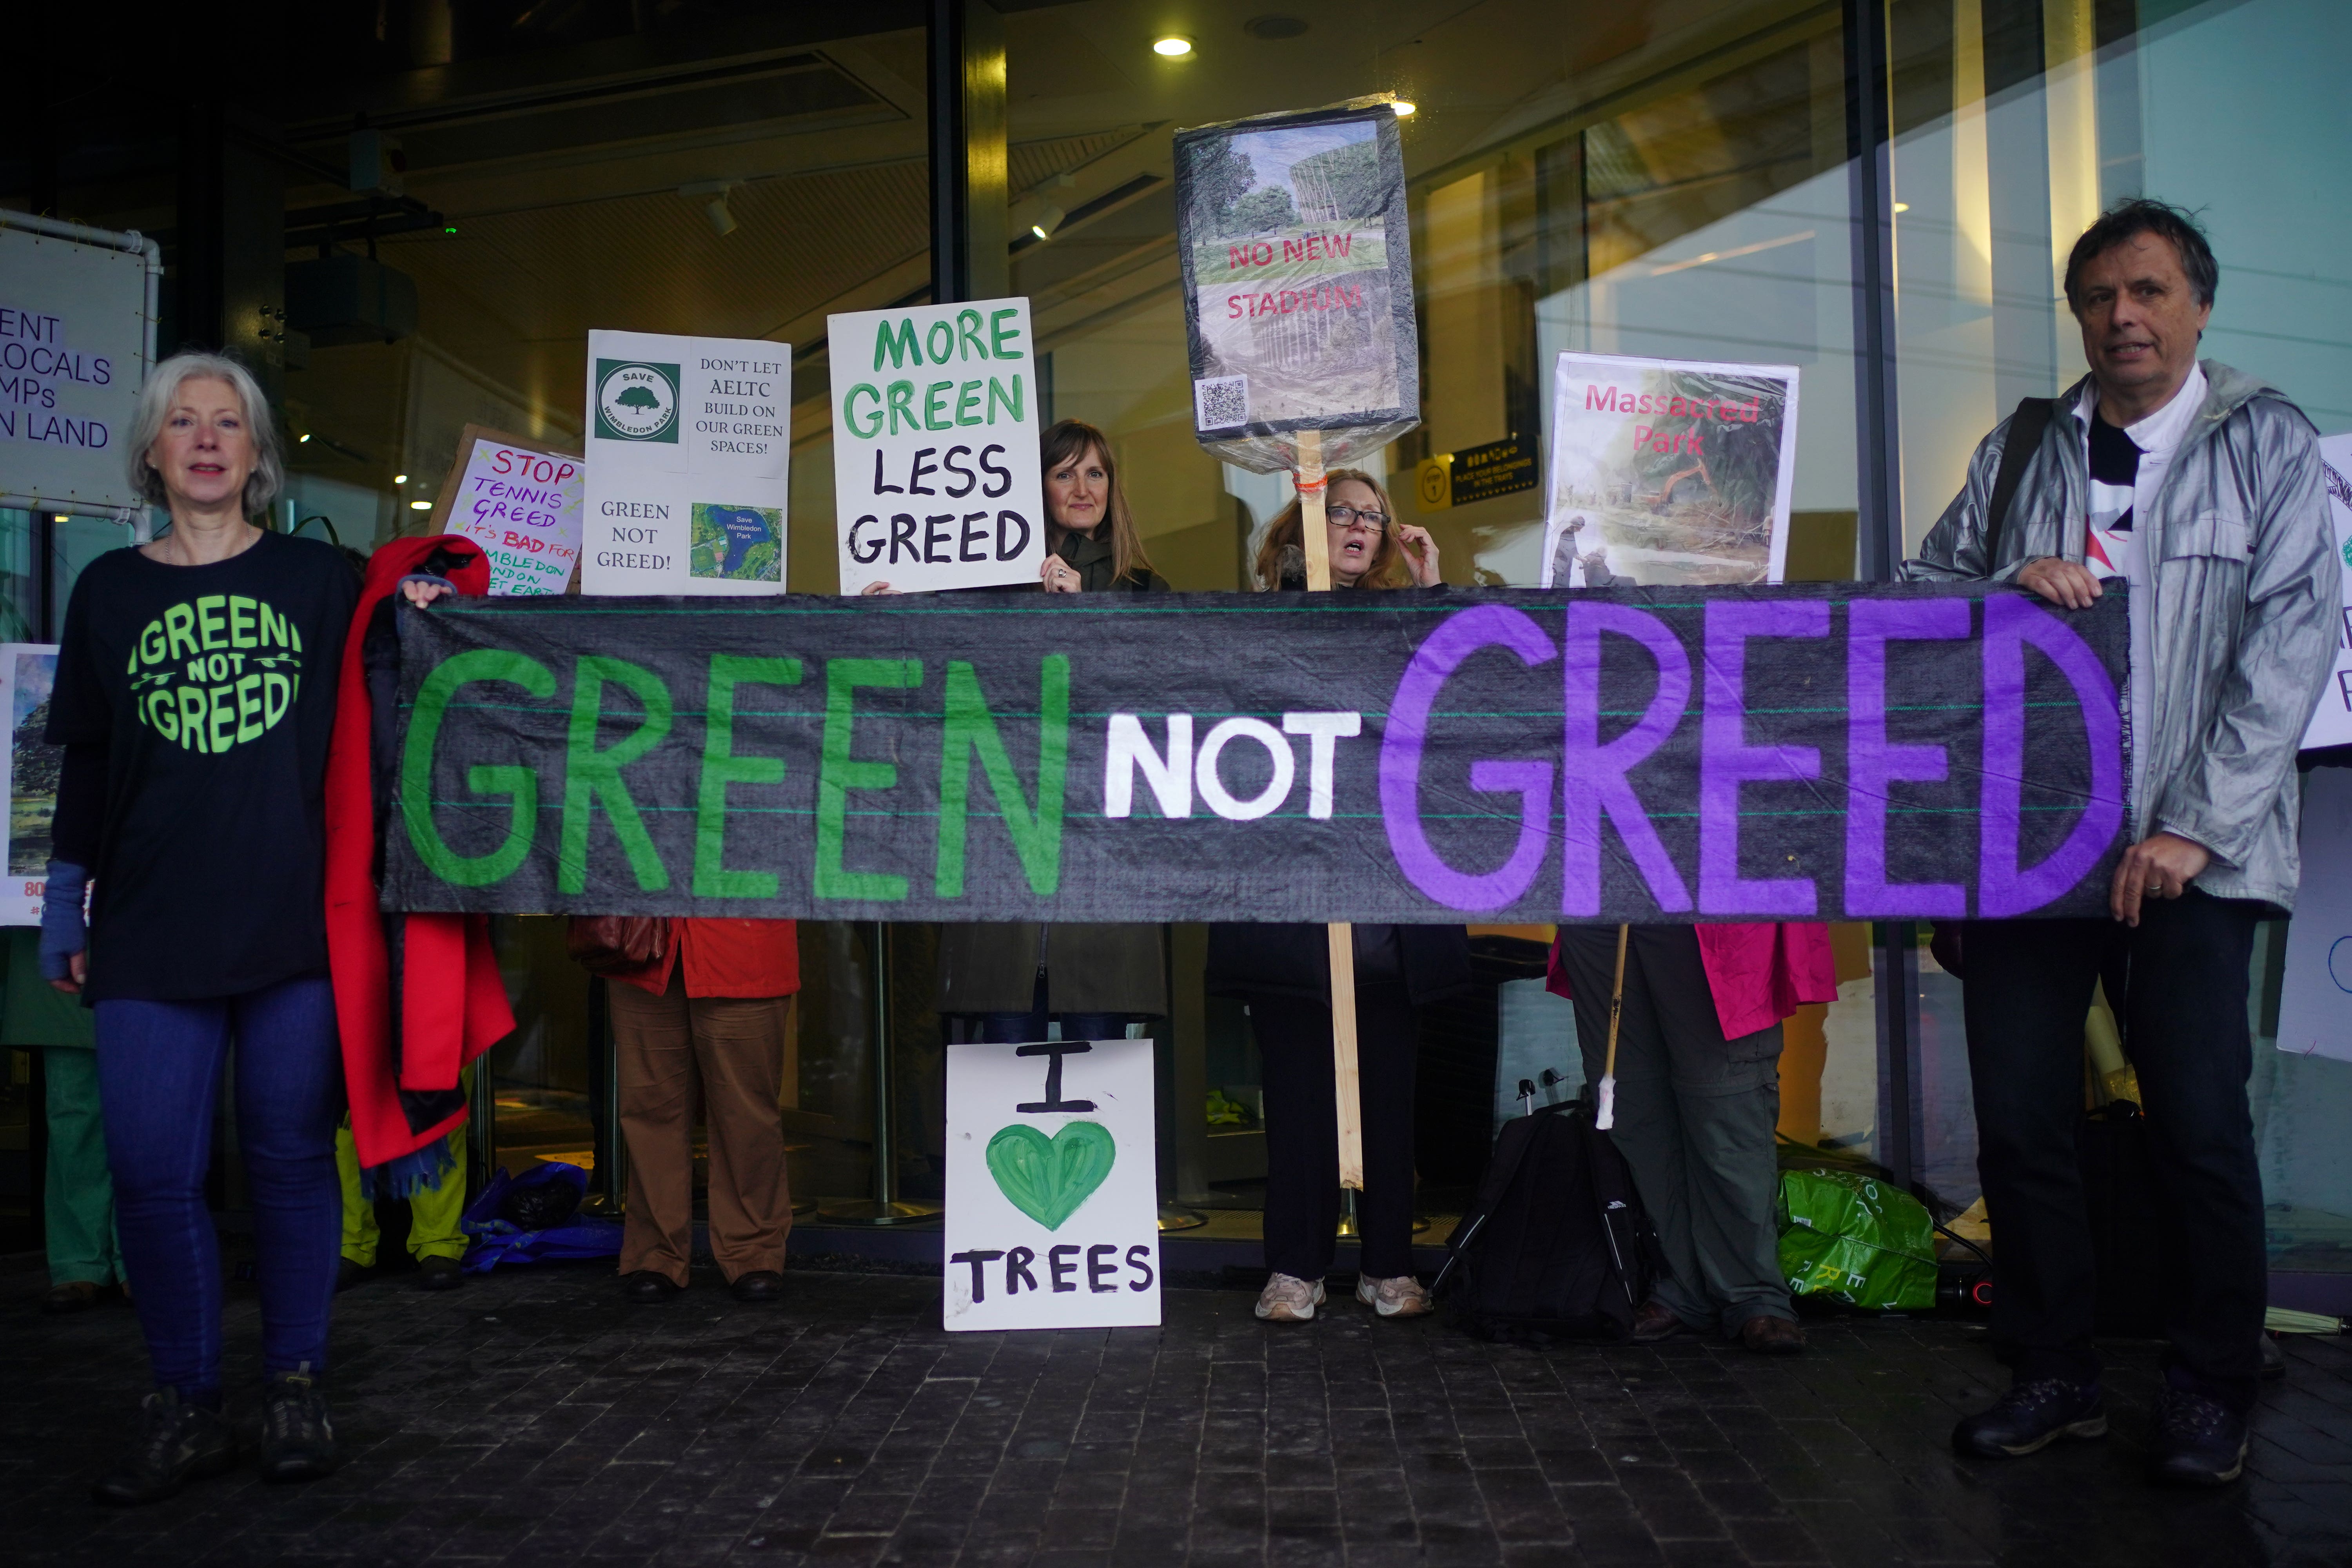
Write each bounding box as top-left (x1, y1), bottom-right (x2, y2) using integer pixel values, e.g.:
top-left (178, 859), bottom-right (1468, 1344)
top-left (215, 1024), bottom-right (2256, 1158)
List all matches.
top-left (41, 351), bottom-right (372, 1504)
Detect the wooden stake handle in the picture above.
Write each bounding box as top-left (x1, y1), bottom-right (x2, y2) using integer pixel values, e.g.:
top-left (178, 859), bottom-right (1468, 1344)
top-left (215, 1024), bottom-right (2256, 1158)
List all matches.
top-left (1295, 431), bottom-right (1363, 1189)
top-left (1603, 924), bottom-right (1630, 1079)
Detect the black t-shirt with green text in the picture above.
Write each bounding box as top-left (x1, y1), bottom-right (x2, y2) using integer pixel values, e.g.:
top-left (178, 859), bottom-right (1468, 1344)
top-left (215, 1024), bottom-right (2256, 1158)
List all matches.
top-left (47, 531), bottom-right (359, 1002)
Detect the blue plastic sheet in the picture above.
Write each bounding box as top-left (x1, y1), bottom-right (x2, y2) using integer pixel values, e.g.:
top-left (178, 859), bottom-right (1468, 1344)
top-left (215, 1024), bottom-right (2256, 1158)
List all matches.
top-left (460, 1161), bottom-right (623, 1274)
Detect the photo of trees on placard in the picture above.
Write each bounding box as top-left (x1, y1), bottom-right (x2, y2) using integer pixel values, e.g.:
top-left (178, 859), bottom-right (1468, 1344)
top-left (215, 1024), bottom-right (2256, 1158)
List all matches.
top-left (1181, 115), bottom-right (1401, 427)
top-left (10, 651), bottom-right (59, 877)
top-left (1543, 358), bottom-right (1796, 588)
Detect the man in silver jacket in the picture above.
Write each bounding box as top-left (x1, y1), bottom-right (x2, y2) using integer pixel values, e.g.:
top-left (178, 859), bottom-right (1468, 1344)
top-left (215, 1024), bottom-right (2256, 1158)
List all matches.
top-left (1904, 200), bottom-right (2334, 1487)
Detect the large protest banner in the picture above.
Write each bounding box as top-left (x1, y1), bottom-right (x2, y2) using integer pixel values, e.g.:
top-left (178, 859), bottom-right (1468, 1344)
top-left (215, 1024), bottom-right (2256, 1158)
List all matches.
top-left (385, 582), bottom-right (2128, 926)
top-left (829, 298), bottom-right (1046, 596)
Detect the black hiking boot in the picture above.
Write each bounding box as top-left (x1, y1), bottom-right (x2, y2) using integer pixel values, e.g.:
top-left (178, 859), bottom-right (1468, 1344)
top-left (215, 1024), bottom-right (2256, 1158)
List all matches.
top-left (91, 1389), bottom-right (237, 1506)
top-left (258, 1371), bottom-right (340, 1483)
top-left (1952, 1377), bottom-right (2107, 1458)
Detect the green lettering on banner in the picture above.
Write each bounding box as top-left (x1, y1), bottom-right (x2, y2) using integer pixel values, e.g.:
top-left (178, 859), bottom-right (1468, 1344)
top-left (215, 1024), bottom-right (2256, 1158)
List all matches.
top-left (693, 653), bottom-right (803, 898)
top-left (559, 657), bottom-right (675, 895)
top-left (935, 655), bottom-right (1070, 898)
top-left (874, 318), bottom-right (922, 370)
top-left (957, 309), bottom-right (987, 360)
top-left (400, 650), bottom-right (555, 887)
top-left (816, 658), bottom-right (921, 901)
top-left (924, 381), bottom-right (954, 431)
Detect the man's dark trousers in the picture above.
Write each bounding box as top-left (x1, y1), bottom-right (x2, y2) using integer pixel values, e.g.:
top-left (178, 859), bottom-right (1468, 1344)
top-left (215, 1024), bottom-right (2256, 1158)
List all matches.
top-left (1963, 890), bottom-right (2266, 1410)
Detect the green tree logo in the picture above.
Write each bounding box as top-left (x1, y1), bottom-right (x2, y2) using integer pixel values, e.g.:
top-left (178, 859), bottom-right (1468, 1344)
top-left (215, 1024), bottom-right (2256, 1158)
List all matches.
top-left (595, 361), bottom-right (680, 442)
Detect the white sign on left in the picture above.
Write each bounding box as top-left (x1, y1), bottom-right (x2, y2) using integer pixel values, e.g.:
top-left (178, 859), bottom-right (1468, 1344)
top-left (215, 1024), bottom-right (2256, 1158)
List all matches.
top-left (0, 644), bottom-right (62, 926)
top-left (582, 328), bottom-right (790, 595)
top-left (0, 223), bottom-right (152, 515)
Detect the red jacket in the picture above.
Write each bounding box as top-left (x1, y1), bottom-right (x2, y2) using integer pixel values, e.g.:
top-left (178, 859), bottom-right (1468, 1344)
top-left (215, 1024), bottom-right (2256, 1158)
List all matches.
top-left (1548, 923), bottom-right (1837, 1041)
top-left (325, 538), bottom-right (517, 1167)
top-left (613, 918), bottom-right (800, 1000)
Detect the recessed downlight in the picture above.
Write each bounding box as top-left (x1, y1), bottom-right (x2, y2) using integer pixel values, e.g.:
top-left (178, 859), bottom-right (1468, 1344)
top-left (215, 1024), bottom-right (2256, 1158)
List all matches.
top-left (1391, 99), bottom-right (1417, 117)
top-left (1152, 34), bottom-right (1194, 56)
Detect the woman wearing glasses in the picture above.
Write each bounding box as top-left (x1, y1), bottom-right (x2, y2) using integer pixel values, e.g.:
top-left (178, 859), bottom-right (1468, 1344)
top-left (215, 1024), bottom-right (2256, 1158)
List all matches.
top-left (1251, 470), bottom-right (1442, 590)
top-left (1209, 468), bottom-right (1463, 1323)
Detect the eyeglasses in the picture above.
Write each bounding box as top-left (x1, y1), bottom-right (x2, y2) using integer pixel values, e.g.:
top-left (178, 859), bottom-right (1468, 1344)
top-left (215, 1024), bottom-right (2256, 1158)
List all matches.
top-left (1327, 505), bottom-right (1388, 533)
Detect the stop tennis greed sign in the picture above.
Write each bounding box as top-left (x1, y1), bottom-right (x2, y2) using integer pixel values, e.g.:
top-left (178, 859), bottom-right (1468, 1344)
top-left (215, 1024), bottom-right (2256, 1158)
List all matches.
top-left (942, 1037), bottom-right (1161, 1332)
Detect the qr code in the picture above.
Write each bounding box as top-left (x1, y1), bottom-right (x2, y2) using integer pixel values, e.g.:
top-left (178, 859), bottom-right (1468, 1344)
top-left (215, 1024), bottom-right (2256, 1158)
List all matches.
top-left (1194, 375), bottom-right (1249, 430)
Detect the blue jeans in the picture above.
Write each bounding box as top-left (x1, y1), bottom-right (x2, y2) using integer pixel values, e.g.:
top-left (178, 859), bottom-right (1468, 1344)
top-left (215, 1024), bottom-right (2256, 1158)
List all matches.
top-left (96, 975), bottom-right (343, 1395)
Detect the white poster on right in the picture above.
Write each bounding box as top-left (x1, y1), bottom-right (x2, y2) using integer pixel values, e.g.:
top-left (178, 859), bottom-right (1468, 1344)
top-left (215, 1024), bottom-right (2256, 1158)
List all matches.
top-left (2277, 767), bottom-right (2352, 1064)
top-left (2296, 431), bottom-right (2352, 751)
top-left (1540, 352), bottom-right (1799, 589)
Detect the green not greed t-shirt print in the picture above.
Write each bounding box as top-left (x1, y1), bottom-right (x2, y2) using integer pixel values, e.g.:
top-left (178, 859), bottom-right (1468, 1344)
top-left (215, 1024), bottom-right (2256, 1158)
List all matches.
top-left (123, 593), bottom-right (308, 755)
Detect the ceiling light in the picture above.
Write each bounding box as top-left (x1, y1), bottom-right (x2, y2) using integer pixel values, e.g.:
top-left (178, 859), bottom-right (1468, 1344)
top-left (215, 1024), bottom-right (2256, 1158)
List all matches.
top-left (1031, 205), bottom-right (1066, 242)
top-left (410, 500), bottom-right (432, 510)
top-left (53, 514), bottom-right (67, 523)
top-left (394, 474), bottom-right (408, 484)
top-left (1390, 99), bottom-right (1417, 117)
top-left (1893, 202), bottom-right (1910, 212)
top-left (1152, 35), bottom-right (1194, 56)
top-left (299, 432), bottom-right (312, 443)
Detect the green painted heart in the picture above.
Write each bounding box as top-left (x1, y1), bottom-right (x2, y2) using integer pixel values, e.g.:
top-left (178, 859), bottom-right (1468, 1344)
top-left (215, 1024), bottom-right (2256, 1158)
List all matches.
top-left (985, 1121), bottom-right (1116, 1231)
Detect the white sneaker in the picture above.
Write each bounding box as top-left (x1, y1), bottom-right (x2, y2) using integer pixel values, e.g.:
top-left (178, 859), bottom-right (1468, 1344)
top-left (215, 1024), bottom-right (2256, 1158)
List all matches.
top-left (1254, 1272), bottom-right (1326, 1322)
top-left (1356, 1274), bottom-right (1433, 1319)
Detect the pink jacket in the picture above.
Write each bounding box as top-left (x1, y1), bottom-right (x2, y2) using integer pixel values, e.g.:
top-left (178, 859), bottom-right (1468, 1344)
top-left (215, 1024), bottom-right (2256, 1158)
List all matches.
top-left (1546, 924), bottom-right (1838, 1042)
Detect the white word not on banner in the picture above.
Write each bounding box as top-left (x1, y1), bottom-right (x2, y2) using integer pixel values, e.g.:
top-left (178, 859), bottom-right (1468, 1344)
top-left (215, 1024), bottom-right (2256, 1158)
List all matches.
top-left (943, 1037), bottom-right (1160, 1332)
top-left (434, 428), bottom-right (581, 595)
top-left (828, 298), bottom-right (1045, 596)
top-left (582, 328), bottom-right (790, 596)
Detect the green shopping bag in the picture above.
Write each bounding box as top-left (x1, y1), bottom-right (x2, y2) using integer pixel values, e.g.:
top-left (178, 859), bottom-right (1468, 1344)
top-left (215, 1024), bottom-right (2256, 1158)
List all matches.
top-left (1776, 1164), bottom-right (1937, 1311)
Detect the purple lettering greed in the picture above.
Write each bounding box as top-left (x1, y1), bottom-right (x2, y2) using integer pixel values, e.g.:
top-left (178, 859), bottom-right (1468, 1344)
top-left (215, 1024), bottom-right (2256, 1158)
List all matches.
top-left (1699, 600), bottom-right (1829, 915)
top-left (1381, 604), bottom-right (1557, 910)
top-left (1977, 593), bottom-right (2125, 916)
top-left (1561, 603), bottom-right (1692, 915)
top-left (1844, 597), bottom-right (1971, 916)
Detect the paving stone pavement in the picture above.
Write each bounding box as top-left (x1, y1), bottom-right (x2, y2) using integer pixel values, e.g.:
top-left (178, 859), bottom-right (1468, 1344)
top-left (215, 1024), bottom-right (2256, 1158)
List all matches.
top-left (3, 1256), bottom-right (2348, 1567)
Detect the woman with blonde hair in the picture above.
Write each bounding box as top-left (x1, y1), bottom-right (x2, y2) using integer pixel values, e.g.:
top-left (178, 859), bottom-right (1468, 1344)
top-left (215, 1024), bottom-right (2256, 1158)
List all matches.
top-left (1208, 463), bottom-right (1458, 1322)
top-left (44, 352), bottom-right (390, 1501)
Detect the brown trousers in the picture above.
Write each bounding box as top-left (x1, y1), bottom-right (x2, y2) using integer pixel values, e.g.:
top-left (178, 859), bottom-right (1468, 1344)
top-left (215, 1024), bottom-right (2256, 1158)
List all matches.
top-left (608, 975), bottom-right (793, 1284)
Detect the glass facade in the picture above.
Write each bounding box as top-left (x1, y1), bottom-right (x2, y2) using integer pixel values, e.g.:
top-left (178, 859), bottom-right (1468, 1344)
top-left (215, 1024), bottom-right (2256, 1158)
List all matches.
top-left (5, 0), bottom-right (2347, 1293)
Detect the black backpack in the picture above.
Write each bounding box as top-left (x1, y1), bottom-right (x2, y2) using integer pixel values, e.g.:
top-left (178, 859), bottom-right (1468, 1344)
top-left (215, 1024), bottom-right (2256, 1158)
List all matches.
top-left (1433, 1097), bottom-right (1667, 1345)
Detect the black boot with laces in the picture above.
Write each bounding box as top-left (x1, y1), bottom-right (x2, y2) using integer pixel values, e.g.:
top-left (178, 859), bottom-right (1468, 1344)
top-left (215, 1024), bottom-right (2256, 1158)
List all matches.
top-left (259, 1370), bottom-right (340, 1483)
top-left (91, 1388), bottom-right (237, 1506)
top-left (2148, 1384), bottom-right (2248, 1487)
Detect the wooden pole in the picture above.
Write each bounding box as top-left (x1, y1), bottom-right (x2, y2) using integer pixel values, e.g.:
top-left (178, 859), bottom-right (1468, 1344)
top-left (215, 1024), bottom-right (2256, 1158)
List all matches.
top-left (1596, 924), bottom-right (1629, 1131)
top-left (1296, 430), bottom-right (1366, 1190)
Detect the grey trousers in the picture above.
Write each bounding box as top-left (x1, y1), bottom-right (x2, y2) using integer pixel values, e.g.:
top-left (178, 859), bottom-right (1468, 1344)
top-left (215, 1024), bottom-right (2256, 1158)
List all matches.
top-left (1553, 926), bottom-right (1792, 1335)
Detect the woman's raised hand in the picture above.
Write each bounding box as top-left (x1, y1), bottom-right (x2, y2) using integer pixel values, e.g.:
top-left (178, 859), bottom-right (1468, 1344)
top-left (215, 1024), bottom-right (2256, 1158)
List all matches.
top-left (1041, 555), bottom-right (1082, 593)
top-left (1396, 524), bottom-right (1442, 586)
